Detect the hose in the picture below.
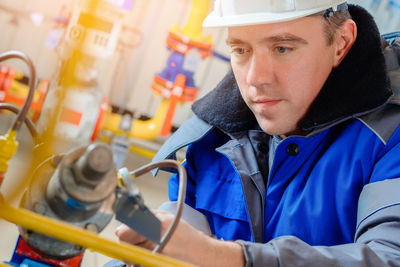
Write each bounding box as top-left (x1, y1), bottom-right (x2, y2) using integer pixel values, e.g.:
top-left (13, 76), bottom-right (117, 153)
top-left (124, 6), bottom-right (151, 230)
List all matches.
top-left (0, 103), bottom-right (38, 137)
top-left (0, 51), bottom-right (36, 132)
top-left (129, 159), bottom-right (187, 253)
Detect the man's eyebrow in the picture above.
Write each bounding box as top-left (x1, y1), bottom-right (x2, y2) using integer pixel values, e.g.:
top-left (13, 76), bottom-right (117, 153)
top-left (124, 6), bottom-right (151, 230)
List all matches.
top-left (263, 34), bottom-right (308, 45)
top-left (225, 38), bottom-right (246, 45)
top-left (226, 34), bottom-right (308, 45)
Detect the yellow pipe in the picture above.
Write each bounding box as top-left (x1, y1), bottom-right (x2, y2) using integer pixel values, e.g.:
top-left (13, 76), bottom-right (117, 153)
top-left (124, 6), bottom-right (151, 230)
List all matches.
top-left (171, 0), bottom-right (212, 43)
top-left (182, 0), bottom-right (210, 39)
top-left (102, 99), bottom-right (169, 141)
top-left (129, 145), bottom-right (156, 159)
top-left (102, 109), bottom-right (124, 135)
top-left (129, 98), bottom-right (169, 140)
top-left (0, 194), bottom-right (194, 267)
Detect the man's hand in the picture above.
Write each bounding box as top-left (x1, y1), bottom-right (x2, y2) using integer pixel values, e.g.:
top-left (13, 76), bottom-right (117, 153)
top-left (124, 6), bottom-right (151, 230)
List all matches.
top-left (115, 210), bottom-right (245, 267)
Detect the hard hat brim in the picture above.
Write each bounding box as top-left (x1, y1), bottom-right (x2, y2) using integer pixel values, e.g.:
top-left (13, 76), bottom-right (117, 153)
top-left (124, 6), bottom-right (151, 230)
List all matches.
top-left (203, 4), bottom-right (343, 28)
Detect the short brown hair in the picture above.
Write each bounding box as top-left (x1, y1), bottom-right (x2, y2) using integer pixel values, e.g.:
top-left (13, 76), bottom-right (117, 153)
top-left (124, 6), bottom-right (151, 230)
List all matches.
top-left (321, 10), bottom-right (352, 45)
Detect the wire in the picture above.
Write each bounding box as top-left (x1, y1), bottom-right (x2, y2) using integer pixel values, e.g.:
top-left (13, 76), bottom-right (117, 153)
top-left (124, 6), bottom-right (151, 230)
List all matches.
top-left (0, 51), bottom-right (36, 132)
top-left (129, 159), bottom-right (187, 254)
top-left (0, 103), bottom-right (38, 137)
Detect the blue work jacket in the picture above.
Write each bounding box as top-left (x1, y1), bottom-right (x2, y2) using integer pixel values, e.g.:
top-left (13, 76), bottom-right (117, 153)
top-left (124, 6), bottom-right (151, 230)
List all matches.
top-left (166, 114), bottom-right (400, 245)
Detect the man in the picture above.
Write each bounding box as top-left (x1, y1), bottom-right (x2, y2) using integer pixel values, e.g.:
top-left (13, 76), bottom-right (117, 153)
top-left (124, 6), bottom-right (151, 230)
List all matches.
top-left (116, 0), bottom-right (400, 266)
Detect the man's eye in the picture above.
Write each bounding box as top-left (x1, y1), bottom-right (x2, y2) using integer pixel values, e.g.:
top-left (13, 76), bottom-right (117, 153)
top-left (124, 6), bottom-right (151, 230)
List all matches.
top-left (231, 47), bottom-right (247, 55)
top-left (275, 46), bottom-right (293, 54)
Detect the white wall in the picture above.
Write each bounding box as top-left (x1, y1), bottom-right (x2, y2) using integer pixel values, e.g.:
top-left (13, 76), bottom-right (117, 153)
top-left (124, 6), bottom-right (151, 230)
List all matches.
top-left (0, 0), bottom-right (231, 128)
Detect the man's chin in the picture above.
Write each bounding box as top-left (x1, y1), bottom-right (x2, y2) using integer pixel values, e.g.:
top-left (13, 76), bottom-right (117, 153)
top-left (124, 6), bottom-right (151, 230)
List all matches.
top-left (259, 125), bottom-right (288, 137)
top-left (258, 121), bottom-right (298, 137)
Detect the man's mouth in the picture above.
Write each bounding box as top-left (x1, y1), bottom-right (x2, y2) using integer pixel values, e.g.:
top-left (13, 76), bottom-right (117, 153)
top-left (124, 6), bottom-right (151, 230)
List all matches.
top-left (253, 99), bottom-right (282, 108)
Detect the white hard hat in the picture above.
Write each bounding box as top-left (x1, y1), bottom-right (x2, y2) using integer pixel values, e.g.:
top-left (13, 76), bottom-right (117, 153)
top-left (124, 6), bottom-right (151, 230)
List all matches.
top-left (203, 0), bottom-right (348, 28)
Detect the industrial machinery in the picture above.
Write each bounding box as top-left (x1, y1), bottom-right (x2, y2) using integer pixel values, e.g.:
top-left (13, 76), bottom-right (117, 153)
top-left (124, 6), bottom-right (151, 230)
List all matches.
top-left (99, 0), bottom-right (229, 169)
top-left (0, 1), bottom-right (221, 265)
top-left (101, 0), bottom-right (216, 142)
top-left (37, 0), bottom-right (134, 151)
top-left (0, 1), bottom-right (191, 264)
top-left (0, 65), bottom-right (50, 122)
top-left (0, 50), bottom-right (191, 267)
top-left (5, 141), bottom-right (188, 267)
top-left (11, 143), bottom-right (118, 266)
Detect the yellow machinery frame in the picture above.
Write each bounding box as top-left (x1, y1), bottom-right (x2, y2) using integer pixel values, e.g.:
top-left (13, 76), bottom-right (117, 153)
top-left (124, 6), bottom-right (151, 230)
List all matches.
top-left (0, 194), bottom-right (193, 267)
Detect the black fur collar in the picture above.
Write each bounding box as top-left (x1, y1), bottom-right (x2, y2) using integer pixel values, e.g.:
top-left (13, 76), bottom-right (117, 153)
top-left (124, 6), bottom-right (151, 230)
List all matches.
top-left (192, 5), bottom-right (392, 134)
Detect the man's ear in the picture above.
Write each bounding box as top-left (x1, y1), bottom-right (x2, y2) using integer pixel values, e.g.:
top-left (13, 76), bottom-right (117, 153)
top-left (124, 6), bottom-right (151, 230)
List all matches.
top-left (333, 19), bottom-right (357, 67)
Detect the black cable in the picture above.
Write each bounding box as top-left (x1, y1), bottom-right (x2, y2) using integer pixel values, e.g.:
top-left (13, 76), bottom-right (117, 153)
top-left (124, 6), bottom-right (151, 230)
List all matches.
top-left (0, 51), bottom-right (36, 132)
top-left (129, 159), bottom-right (187, 253)
top-left (0, 103), bottom-right (38, 137)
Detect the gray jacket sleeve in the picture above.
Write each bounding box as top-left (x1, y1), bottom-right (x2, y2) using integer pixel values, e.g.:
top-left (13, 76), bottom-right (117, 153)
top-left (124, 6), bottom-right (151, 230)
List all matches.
top-left (236, 178), bottom-right (400, 267)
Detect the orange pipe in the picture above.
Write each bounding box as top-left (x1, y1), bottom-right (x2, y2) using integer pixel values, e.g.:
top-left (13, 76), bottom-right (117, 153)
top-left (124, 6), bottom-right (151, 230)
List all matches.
top-left (160, 74), bottom-right (186, 137)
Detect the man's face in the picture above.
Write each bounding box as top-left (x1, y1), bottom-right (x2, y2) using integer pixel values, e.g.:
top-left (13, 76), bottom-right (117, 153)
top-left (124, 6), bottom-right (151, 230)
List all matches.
top-left (227, 16), bottom-right (338, 136)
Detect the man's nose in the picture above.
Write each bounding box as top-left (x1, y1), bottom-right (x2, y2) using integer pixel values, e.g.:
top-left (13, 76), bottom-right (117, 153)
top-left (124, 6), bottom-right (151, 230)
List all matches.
top-left (246, 53), bottom-right (273, 87)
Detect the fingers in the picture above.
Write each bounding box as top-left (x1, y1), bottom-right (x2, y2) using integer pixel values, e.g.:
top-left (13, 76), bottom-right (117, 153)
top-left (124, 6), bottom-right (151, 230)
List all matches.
top-left (115, 211), bottom-right (178, 252)
top-left (150, 209), bottom-right (173, 218)
top-left (115, 224), bottom-right (155, 250)
top-left (151, 210), bottom-right (175, 232)
top-left (115, 210), bottom-right (216, 266)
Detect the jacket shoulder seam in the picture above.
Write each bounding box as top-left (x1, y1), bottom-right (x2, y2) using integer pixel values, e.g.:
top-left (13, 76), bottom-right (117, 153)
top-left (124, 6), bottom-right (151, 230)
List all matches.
top-left (357, 104), bottom-right (400, 145)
